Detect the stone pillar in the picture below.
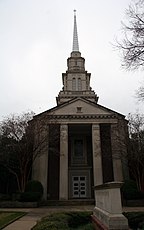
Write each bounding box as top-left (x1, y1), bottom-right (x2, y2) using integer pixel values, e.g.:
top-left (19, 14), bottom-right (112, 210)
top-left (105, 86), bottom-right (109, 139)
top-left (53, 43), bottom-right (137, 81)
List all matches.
top-left (92, 182), bottom-right (128, 230)
top-left (59, 124), bottom-right (68, 200)
top-left (92, 124), bottom-right (103, 186)
top-left (32, 124), bottom-right (49, 200)
top-left (111, 124), bottom-right (123, 181)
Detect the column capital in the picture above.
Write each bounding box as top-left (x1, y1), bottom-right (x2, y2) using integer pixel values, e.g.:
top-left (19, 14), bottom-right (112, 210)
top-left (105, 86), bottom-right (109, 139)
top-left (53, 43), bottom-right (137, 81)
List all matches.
top-left (92, 124), bottom-right (100, 130)
top-left (60, 124), bottom-right (68, 131)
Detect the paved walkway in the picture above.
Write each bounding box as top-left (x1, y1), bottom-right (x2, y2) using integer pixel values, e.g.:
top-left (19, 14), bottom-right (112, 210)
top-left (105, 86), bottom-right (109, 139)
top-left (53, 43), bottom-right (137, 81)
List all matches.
top-left (1, 206), bottom-right (144, 230)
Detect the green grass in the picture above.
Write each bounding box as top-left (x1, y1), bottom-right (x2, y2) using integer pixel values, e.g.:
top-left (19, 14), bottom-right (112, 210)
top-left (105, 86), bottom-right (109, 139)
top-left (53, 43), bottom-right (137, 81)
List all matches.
top-left (0, 211), bottom-right (26, 229)
top-left (32, 211), bottom-right (94, 230)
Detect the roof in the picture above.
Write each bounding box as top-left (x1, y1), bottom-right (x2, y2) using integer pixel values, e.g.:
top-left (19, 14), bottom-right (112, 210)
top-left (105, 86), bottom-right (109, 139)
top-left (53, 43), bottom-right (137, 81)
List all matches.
top-left (33, 97), bottom-right (126, 120)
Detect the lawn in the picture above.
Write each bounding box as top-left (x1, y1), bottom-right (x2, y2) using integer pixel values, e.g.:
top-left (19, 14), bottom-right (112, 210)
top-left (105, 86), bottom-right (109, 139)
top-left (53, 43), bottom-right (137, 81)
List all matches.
top-left (32, 211), bottom-right (94, 230)
top-left (0, 211), bottom-right (26, 229)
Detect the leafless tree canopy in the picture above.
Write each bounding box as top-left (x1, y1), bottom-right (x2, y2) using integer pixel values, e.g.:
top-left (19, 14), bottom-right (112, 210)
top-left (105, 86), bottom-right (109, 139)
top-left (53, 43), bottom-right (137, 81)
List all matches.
top-left (136, 85), bottom-right (144, 101)
top-left (127, 113), bottom-right (144, 191)
top-left (0, 111), bottom-right (59, 192)
top-left (0, 112), bottom-right (34, 140)
top-left (0, 112), bottom-right (35, 192)
top-left (117, 0), bottom-right (144, 70)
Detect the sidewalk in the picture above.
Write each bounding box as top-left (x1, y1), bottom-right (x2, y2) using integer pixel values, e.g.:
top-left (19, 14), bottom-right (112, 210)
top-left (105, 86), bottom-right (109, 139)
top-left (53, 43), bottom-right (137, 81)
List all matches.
top-left (1, 205), bottom-right (144, 230)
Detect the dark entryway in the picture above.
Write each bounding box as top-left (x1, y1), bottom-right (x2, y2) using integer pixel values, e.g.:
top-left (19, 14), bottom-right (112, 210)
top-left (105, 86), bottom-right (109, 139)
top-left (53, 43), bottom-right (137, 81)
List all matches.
top-left (68, 124), bottom-right (93, 199)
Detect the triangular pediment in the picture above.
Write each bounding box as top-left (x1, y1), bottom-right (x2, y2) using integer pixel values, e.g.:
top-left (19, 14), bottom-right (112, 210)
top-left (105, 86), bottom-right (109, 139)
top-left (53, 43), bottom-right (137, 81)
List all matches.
top-left (38, 98), bottom-right (124, 118)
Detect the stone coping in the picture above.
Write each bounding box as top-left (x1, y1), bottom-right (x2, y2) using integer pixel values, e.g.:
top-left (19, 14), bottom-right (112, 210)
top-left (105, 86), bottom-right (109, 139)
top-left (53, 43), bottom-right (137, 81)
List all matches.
top-left (94, 182), bottom-right (123, 190)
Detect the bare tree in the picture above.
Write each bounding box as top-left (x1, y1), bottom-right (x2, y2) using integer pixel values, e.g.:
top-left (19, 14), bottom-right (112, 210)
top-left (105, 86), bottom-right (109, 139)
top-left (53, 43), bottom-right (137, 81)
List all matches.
top-left (0, 112), bottom-right (50, 192)
top-left (136, 85), bottom-right (144, 101)
top-left (127, 113), bottom-right (144, 192)
top-left (117, 0), bottom-right (144, 70)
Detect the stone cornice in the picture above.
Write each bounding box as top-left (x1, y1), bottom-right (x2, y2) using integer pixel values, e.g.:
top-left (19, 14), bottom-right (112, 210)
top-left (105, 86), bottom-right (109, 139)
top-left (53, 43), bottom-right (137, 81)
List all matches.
top-left (94, 182), bottom-right (123, 190)
top-left (47, 114), bottom-right (117, 120)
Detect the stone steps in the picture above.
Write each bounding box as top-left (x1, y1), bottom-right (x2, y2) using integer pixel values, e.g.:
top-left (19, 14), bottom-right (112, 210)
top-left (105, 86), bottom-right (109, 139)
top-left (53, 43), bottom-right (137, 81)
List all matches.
top-left (39, 199), bottom-right (95, 206)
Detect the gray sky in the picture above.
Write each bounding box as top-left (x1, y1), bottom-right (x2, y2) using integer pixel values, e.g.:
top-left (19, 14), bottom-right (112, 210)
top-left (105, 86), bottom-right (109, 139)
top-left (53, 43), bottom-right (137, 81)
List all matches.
top-left (0, 0), bottom-right (144, 121)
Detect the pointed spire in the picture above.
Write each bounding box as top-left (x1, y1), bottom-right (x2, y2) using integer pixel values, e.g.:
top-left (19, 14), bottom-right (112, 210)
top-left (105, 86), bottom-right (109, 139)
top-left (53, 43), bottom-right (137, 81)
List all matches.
top-left (72, 10), bottom-right (79, 52)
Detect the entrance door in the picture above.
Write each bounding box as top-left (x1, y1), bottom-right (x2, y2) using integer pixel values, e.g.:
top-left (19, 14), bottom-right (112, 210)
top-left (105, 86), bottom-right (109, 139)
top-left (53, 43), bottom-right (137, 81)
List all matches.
top-left (72, 176), bottom-right (86, 198)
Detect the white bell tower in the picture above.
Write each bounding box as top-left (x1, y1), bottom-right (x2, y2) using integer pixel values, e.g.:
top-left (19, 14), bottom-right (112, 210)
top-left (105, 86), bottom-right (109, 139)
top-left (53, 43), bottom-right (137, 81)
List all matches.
top-left (56, 11), bottom-right (98, 105)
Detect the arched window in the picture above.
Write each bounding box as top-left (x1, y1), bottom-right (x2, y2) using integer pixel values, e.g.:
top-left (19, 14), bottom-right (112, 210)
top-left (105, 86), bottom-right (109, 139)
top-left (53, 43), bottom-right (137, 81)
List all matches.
top-left (72, 78), bottom-right (76, 91)
top-left (78, 78), bottom-right (82, 91)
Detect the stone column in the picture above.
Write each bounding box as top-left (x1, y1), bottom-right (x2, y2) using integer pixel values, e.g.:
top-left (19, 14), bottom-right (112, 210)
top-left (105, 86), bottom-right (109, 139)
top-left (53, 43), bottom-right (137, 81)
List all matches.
top-left (92, 124), bottom-right (103, 186)
top-left (32, 124), bottom-right (49, 200)
top-left (111, 124), bottom-right (123, 181)
top-left (59, 124), bottom-right (68, 200)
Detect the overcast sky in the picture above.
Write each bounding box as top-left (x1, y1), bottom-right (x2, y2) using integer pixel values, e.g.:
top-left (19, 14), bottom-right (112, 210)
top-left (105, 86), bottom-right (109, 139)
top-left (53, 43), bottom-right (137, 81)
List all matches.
top-left (0, 0), bottom-right (144, 121)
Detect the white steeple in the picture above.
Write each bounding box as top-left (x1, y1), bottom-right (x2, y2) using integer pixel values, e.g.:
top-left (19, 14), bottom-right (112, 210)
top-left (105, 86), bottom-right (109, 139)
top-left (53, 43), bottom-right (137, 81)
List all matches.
top-left (56, 10), bottom-right (99, 105)
top-left (72, 10), bottom-right (79, 52)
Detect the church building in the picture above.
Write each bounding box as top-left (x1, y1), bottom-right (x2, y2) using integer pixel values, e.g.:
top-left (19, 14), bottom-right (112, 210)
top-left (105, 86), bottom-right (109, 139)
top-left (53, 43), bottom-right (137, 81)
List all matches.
top-left (32, 12), bottom-right (128, 201)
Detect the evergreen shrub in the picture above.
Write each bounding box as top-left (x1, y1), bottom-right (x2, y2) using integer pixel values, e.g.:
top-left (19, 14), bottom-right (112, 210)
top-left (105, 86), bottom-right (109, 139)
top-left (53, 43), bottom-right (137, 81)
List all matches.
top-left (20, 192), bottom-right (41, 202)
top-left (19, 180), bottom-right (44, 202)
top-left (123, 212), bottom-right (144, 229)
top-left (25, 180), bottom-right (43, 195)
top-left (121, 180), bottom-right (144, 200)
top-left (0, 194), bottom-right (11, 201)
top-left (32, 212), bottom-right (93, 230)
